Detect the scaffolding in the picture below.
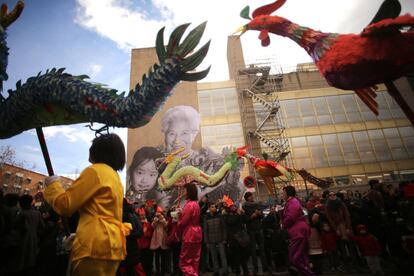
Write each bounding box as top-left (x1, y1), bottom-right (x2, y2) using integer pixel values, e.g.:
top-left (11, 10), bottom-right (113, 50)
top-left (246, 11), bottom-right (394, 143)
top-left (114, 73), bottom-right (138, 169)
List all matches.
top-left (236, 59), bottom-right (294, 198)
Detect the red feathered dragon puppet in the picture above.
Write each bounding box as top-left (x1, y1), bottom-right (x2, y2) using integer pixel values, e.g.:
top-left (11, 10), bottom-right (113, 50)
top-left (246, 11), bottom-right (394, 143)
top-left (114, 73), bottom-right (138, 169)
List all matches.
top-left (235, 0), bottom-right (414, 125)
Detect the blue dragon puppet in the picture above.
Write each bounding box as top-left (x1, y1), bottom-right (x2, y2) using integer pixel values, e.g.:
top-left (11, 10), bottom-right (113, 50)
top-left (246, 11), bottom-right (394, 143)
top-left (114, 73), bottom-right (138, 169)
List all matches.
top-left (0, 1), bottom-right (211, 139)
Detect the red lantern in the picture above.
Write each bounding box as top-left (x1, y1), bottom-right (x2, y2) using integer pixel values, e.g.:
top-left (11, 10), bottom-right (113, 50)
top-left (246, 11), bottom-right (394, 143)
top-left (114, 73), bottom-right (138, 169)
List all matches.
top-left (243, 176), bottom-right (257, 188)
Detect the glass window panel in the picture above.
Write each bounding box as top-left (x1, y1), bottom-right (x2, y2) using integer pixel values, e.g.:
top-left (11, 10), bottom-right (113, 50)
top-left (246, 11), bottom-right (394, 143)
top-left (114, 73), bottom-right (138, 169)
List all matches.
top-left (293, 147), bottom-right (310, 158)
top-left (391, 108), bottom-right (405, 119)
top-left (372, 139), bottom-right (389, 152)
top-left (317, 115), bottom-right (333, 125)
top-left (338, 133), bottom-right (354, 144)
top-left (391, 148), bottom-right (408, 160)
top-left (385, 93), bottom-right (399, 108)
top-left (287, 117), bottom-right (302, 128)
top-left (357, 141), bottom-right (376, 162)
top-left (327, 96), bottom-right (345, 113)
top-left (329, 155), bottom-right (345, 166)
top-left (344, 152), bottom-right (361, 164)
top-left (333, 114), bottom-right (347, 124)
top-left (310, 147), bottom-right (329, 167)
top-left (303, 116), bottom-right (318, 126)
top-left (291, 137), bottom-right (307, 147)
top-left (353, 131), bottom-right (369, 141)
top-left (362, 111), bottom-right (378, 121)
top-left (282, 100), bottom-right (299, 114)
top-left (298, 99), bottom-right (315, 116)
top-left (368, 129), bottom-right (384, 140)
top-left (312, 98), bottom-right (330, 115)
top-left (383, 128), bottom-right (399, 138)
top-left (378, 109), bottom-right (392, 120)
top-left (399, 127), bottom-right (414, 137)
top-left (375, 150), bottom-right (393, 161)
top-left (307, 135), bottom-right (322, 146)
top-left (403, 137), bottom-right (414, 158)
top-left (387, 137), bottom-right (403, 148)
top-left (376, 93), bottom-right (387, 107)
top-left (326, 144), bottom-right (342, 156)
top-left (347, 112), bottom-right (362, 123)
top-left (341, 95), bottom-right (359, 112)
top-left (322, 134), bottom-right (338, 144)
top-left (294, 158), bottom-right (313, 169)
top-left (356, 97), bottom-right (370, 112)
top-left (342, 143), bottom-right (358, 153)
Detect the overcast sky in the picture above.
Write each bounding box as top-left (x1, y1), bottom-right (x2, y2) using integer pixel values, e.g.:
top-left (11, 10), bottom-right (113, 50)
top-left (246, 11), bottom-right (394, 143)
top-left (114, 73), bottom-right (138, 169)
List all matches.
top-left (0, 0), bottom-right (413, 185)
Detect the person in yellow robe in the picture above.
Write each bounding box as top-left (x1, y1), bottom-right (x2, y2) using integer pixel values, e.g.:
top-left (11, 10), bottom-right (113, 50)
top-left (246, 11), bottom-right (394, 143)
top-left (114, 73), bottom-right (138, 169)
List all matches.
top-left (44, 133), bottom-right (131, 276)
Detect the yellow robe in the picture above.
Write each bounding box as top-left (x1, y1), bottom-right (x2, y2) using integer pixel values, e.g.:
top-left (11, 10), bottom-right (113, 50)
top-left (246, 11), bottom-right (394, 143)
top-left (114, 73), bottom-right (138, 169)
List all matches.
top-left (44, 163), bottom-right (128, 262)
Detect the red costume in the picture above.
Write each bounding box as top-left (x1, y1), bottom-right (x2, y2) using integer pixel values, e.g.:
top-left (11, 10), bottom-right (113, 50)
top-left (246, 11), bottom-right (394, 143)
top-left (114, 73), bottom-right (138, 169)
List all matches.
top-left (177, 200), bottom-right (202, 276)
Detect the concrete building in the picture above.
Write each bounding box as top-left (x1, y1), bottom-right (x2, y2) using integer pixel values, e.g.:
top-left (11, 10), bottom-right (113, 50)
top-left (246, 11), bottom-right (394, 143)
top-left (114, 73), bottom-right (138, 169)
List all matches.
top-left (127, 36), bottom-right (414, 200)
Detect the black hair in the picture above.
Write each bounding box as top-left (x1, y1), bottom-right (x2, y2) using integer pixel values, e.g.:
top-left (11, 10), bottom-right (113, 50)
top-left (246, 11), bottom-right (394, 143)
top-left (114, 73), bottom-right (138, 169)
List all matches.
top-left (89, 133), bottom-right (125, 171)
top-left (185, 181), bottom-right (198, 201)
top-left (19, 194), bottom-right (33, 210)
top-left (368, 179), bottom-right (380, 189)
top-left (283, 185), bottom-right (296, 197)
top-left (4, 193), bottom-right (19, 207)
top-left (244, 191), bottom-right (253, 201)
top-left (127, 147), bottom-right (164, 191)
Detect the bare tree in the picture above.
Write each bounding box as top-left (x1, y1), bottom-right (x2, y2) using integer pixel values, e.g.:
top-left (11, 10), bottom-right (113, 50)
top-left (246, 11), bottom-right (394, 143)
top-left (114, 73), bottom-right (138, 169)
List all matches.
top-left (0, 145), bottom-right (36, 170)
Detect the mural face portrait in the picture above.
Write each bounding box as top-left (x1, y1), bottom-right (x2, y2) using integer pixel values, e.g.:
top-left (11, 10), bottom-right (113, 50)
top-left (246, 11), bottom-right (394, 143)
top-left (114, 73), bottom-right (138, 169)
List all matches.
top-left (165, 120), bottom-right (197, 154)
top-left (161, 105), bottom-right (200, 155)
top-left (132, 159), bottom-right (158, 191)
top-left (127, 146), bottom-right (164, 203)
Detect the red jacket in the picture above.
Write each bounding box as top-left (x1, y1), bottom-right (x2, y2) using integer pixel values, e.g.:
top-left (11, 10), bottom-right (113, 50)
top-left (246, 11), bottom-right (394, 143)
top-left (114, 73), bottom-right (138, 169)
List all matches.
top-left (137, 220), bottom-right (153, 249)
top-left (352, 234), bottom-right (381, 256)
top-left (177, 200), bottom-right (202, 243)
top-left (320, 230), bottom-right (338, 252)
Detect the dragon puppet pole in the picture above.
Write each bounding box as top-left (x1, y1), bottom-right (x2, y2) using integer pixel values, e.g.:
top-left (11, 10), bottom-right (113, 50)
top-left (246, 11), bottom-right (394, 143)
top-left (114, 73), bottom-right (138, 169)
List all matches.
top-left (35, 128), bottom-right (54, 176)
top-left (36, 127), bottom-right (71, 236)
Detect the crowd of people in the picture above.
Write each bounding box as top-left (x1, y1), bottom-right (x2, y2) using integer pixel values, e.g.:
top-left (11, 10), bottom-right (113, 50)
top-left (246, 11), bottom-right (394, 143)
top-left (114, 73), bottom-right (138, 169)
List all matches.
top-left (1, 130), bottom-right (414, 276)
top-left (1, 175), bottom-right (414, 275)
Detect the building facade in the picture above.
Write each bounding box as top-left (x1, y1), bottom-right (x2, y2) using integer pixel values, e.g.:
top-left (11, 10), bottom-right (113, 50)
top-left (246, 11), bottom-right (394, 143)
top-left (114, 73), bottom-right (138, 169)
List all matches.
top-left (0, 163), bottom-right (74, 197)
top-left (127, 35), bottom-right (414, 200)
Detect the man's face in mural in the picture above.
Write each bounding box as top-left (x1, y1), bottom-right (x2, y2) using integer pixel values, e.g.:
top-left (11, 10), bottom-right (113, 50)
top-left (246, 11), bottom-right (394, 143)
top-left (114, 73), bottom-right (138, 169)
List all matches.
top-left (132, 159), bottom-right (158, 191)
top-left (165, 120), bottom-right (196, 154)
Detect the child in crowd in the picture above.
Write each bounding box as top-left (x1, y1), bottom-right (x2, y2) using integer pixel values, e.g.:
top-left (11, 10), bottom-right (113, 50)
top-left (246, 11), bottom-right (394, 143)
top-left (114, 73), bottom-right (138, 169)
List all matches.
top-left (320, 222), bottom-right (340, 272)
top-left (352, 224), bottom-right (384, 275)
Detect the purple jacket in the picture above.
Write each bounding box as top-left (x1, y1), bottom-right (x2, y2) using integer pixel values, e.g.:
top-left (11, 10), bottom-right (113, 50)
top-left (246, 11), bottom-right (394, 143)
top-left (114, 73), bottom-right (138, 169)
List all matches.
top-left (177, 200), bottom-right (202, 243)
top-left (282, 197), bottom-right (310, 239)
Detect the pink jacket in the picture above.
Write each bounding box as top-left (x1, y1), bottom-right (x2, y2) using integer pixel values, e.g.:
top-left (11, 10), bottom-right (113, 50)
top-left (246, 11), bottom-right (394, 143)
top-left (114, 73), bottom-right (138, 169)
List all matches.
top-left (282, 197), bottom-right (310, 239)
top-left (177, 200), bottom-right (202, 243)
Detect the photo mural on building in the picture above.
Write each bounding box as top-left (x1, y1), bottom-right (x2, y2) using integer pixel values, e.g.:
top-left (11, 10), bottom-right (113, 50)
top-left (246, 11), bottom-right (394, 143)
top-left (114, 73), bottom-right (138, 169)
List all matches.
top-left (126, 105), bottom-right (245, 208)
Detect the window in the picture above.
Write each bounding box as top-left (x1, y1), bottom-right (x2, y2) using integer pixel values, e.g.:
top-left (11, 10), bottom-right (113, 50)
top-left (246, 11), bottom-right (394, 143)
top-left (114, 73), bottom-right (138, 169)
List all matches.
top-left (291, 137), bottom-right (307, 147)
top-left (312, 98), bottom-right (330, 115)
top-left (307, 135), bottom-right (322, 146)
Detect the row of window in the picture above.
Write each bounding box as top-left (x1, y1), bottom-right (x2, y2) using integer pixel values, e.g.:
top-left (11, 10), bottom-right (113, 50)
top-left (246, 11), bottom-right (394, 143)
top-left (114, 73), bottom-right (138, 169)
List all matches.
top-left (280, 92), bottom-right (406, 128)
top-left (198, 88), bottom-right (240, 117)
top-left (291, 127), bottom-right (414, 169)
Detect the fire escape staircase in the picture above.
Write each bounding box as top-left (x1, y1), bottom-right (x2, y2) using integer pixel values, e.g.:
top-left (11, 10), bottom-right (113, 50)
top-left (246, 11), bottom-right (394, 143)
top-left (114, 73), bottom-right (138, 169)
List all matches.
top-left (242, 73), bottom-right (290, 162)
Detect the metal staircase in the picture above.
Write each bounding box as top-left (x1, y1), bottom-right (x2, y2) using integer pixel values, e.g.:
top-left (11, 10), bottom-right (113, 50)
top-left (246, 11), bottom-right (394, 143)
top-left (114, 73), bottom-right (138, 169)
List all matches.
top-left (237, 63), bottom-right (291, 163)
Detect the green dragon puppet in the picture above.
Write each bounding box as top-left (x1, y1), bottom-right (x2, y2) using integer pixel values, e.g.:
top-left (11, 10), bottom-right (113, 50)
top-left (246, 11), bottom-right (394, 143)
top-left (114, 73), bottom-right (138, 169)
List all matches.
top-left (0, 1), bottom-right (211, 139)
top-left (157, 147), bottom-right (240, 190)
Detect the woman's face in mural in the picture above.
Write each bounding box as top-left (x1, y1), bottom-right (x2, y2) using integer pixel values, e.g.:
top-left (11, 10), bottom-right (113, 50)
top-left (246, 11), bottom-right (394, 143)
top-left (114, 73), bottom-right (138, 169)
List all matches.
top-left (132, 159), bottom-right (158, 191)
top-left (165, 120), bottom-right (196, 154)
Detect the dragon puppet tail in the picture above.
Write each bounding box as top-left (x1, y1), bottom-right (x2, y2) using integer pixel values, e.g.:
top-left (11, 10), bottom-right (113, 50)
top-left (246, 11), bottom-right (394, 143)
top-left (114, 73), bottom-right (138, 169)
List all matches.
top-left (0, 23), bottom-right (211, 139)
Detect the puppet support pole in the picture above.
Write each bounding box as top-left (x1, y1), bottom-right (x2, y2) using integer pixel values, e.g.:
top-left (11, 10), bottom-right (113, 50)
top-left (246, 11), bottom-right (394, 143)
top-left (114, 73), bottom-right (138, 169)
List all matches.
top-left (36, 127), bottom-right (54, 176)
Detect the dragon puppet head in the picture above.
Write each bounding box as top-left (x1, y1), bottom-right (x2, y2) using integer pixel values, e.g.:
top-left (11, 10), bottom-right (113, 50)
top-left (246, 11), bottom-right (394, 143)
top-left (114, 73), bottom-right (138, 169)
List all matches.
top-left (234, 0), bottom-right (289, 47)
